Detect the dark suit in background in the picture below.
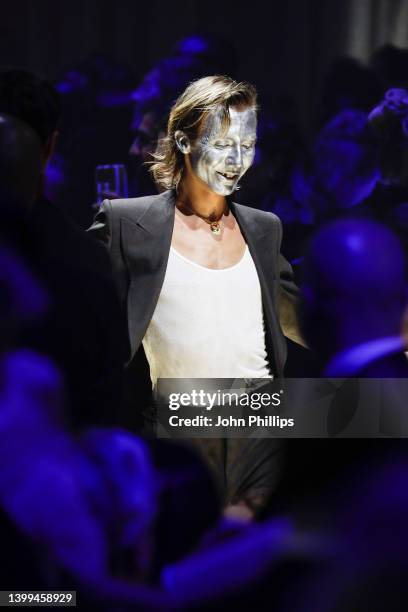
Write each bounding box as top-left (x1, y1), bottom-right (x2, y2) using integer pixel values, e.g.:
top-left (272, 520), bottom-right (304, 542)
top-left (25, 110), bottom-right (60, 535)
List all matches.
top-left (22, 196), bottom-right (127, 429)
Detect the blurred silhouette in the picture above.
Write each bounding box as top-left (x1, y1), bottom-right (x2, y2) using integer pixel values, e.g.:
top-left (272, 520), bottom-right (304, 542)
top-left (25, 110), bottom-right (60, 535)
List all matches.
top-left (0, 349), bottom-right (108, 582)
top-left (371, 44), bottom-right (408, 91)
top-left (295, 110), bottom-right (380, 227)
top-left (0, 114), bottom-right (42, 215)
top-left (80, 428), bottom-right (158, 581)
top-left (366, 87), bottom-right (408, 253)
top-left (260, 113), bottom-right (312, 267)
top-left (275, 450), bottom-right (408, 612)
top-left (54, 54), bottom-right (136, 227)
top-left (270, 110), bottom-right (381, 272)
top-left (146, 439), bottom-right (221, 582)
top-left (318, 57), bottom-right (383, 128)
top-left (368, 87), bottom-right (408, 186)
top-left (0, 76), bottom-right (127, 430)
top-left (300, 218), bottom-right (408, 377)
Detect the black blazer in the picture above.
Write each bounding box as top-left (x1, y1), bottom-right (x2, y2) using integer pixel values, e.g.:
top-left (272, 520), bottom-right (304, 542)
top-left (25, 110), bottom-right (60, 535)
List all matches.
top-left (89, 189), bottom-right (298, 378)
top-left (23, 197), bottom-right (126, 429)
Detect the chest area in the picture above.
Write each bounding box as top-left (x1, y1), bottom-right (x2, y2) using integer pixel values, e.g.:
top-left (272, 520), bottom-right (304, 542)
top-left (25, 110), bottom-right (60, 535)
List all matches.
top-left (171, 214), bottom-right (246, 270)
top-left (157, 246), bottom-right (265, 330)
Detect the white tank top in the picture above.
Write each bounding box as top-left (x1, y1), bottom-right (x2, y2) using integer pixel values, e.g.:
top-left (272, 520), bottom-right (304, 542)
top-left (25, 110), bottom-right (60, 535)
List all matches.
top-left (142, 246), bottom-right (271, 387)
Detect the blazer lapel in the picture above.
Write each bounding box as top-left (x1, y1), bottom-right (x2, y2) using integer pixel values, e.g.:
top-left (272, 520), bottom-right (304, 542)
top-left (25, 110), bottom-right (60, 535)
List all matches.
top-left (120, 190), bottom-right (175, 359)
top-left (120, 192), bottom-right (284, 372)
top-left (230, 201), bottom-right (282, 373)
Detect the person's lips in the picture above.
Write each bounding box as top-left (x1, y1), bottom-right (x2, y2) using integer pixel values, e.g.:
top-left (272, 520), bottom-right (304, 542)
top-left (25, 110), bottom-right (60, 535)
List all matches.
top-left (216, 171), bottom-right (239, 181)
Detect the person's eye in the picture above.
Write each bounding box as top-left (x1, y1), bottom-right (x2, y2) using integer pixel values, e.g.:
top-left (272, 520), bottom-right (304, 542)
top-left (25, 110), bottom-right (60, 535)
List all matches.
top-left (242, 143), bottom-right (255, 150)
top-left (213, 142), bottom-right (229, 149)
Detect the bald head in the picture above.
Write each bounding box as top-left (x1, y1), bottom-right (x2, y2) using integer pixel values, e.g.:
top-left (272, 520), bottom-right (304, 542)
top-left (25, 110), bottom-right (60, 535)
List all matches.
top-left (301, 219), bottom-right (407, 357)
top-left (0, 113), bottom-right (42, 214)
top-left (304, 219), bottom-right (405, 299)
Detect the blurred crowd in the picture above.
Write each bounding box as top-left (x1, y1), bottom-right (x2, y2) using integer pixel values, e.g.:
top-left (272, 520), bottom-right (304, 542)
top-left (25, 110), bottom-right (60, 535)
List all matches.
top-left (0, 34), bottom-right (408, 610)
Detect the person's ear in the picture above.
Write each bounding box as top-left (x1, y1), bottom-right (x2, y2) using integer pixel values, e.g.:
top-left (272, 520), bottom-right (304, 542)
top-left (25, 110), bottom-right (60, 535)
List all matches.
top-left (174, 130), bottom-right (191, 154)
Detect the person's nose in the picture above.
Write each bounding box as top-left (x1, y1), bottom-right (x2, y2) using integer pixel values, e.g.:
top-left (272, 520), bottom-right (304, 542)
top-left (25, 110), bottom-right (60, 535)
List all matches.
top-left (226, 144), bottom-right (242, 170)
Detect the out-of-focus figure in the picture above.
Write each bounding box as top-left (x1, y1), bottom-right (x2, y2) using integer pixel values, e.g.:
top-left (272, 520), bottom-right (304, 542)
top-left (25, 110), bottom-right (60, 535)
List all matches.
top-left (318, 57), bottom-right (383, 127)
top-left (300, 218), bottom-right (408, 377)
top-left (0, 74), bottom-right (126, 430)
top-left (291, 110), bottom-right (380, 226)
top-left (54, 54), bottom-right (136, 227)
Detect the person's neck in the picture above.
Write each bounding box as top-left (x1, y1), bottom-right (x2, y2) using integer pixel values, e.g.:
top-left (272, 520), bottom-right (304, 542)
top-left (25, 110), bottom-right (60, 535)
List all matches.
top-left (176, 169), bottom-right (226, 220)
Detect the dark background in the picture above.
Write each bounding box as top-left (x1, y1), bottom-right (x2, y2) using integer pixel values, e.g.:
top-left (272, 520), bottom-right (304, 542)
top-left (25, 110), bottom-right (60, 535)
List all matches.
top-left (1, 0), bottom-right (408, 137)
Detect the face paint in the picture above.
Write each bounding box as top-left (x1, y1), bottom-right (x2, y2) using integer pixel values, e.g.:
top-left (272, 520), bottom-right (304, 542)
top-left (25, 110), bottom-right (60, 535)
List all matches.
top-left (189, 106), bottom-right (257, 195)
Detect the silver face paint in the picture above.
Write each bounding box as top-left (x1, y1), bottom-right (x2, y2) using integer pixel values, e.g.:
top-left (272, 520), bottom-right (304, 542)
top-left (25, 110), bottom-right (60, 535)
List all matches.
top-left (189, 106), bottom-right (257, 196)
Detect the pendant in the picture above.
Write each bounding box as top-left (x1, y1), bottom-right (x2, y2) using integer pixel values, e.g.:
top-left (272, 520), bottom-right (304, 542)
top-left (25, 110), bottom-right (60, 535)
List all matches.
top-left (210, 222), bottom-right (221, 235)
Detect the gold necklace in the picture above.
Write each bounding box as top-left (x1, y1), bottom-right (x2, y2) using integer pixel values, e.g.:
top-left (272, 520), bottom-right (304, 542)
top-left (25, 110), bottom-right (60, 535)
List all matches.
top-left (177, 200), bottom-right (227, 235)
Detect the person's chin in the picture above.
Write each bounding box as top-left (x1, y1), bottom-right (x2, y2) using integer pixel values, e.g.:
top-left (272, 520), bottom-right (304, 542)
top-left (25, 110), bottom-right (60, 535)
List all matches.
top-left (210, 181), bottom-right (237, 196)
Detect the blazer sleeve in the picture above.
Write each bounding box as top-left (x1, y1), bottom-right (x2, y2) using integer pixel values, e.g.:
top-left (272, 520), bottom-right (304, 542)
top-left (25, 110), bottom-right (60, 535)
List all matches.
top-left (275, 216), bottom-right (306, 347)
top-left (84, 201), bottom-right (132, 425)
top-left (88, 199), bottom-right (129, 303)
top-left (88, 199), bottom-right (114, 250)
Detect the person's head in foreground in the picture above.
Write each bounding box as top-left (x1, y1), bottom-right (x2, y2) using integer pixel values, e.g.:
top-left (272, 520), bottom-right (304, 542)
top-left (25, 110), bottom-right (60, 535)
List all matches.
top-left (0, 70), bottom-right (61, 198)
top-left (0, 113), bottom-right (43, 216)
top-left (368, 87), bottom-right (408, 186)
top-left (290, 109), bottom-right (380, 224)
top-left (150, 75), bottom-right (258, 200)
top-left (300, 218), bottom-right (408, 376)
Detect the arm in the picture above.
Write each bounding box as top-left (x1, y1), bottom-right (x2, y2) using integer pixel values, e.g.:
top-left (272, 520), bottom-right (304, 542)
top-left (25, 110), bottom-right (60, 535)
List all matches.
top-left (84, 201), bottom-right (130, 427)
top-left (276, 218), bottom-right (306, 347)
top-left (88, 199), bottom-right (114, 253)
top-left (88, 199), bottom-right (129, 308)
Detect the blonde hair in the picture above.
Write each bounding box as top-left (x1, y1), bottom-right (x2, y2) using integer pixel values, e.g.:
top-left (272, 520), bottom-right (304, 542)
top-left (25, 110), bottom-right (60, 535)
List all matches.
top-left (149, 75), bottom-right (257, 190)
